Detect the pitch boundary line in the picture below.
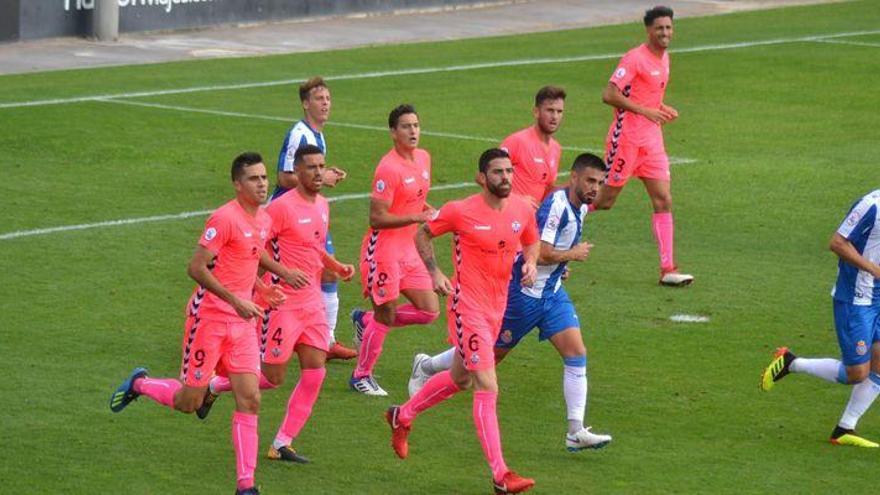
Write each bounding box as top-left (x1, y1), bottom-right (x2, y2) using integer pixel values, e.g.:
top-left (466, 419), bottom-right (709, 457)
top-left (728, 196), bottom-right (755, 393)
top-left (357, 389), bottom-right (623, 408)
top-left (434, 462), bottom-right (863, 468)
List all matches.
top-left (1, 29), bottom-right (878, 110)
top-left (99, 98), bottom-right (697, 164)
top-left (812, 38), bottom-right (880, 48)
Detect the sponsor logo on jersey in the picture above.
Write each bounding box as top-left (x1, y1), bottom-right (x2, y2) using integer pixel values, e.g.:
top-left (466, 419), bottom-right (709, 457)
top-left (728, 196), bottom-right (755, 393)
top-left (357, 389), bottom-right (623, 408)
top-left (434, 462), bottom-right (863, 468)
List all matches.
top-left (474, 225), bottom-right (492, 231)
top-left (298, 217), bottom-right (313, 224)
top-left (651, 70), bottom-right (661, 76)
top-left (243, 231), bottom-right (253, 238)
top-left (404, 177), bottom-right (415, 184)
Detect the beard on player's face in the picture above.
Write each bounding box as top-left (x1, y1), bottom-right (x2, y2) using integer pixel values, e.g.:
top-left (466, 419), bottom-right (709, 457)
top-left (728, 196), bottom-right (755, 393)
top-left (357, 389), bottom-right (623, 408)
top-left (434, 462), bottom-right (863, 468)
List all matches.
top-left (486, 178), bottom-right (512, 198)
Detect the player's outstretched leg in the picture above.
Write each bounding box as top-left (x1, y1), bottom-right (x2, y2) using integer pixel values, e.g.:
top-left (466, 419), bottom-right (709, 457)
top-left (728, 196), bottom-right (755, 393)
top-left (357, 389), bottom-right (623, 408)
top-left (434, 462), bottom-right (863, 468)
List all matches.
top-left (198, 374), bottom-right (279, 420)
top-left (109, 367), bottom-right (148, 412)
top-left (760, 347), bottom-right (797, 391)
top-left (384, 405), bottom-right (411, 459)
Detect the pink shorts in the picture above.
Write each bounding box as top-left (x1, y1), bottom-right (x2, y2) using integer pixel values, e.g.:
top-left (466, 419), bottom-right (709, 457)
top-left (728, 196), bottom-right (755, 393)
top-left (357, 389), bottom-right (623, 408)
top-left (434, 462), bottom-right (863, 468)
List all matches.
top-left (447, 307), bottom-right (501, 372)
top-left (260, 306), bottom-right (330, 364)
top-left (604, 137), bottom-right (670, 187)
top-left (360, 256), bottom-right (433, 306)
top-left (179, 316), bottom-right (260, 387)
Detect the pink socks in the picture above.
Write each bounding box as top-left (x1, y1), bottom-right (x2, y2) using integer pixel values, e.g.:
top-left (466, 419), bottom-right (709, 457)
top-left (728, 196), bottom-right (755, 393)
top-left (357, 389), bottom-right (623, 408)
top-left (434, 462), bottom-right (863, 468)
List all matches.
top-left (133, 377), bottom-right (182, 408)
top-left (274, 368), bottom-right (327, 446)
top-left (392, 304), bottom-right (439, 327)
top-left (399, 370), bottom-right (461, 425)
top-left (231, 411), bottom-right (258, 490)
top-left (651, 212), bottom-right (675, 273)
top-left (210, 373), bottom-right (278, 393)
top-left (354, 316), bottom-right (390, 378)
top-left (473, 390), bottom-right (508, 482)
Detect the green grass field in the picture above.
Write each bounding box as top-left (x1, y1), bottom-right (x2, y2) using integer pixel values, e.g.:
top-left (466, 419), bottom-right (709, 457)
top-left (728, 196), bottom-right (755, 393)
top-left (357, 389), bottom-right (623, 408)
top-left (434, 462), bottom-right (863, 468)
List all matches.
top-left (2, 1), bottom-right (880, 493)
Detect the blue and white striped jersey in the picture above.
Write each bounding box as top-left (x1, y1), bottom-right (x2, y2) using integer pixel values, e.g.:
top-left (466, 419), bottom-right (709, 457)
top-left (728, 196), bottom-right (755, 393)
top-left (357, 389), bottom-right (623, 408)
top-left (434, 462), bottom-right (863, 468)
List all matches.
top-left (832, 189), bottom-right (880, 306)
top-left (511, 188), bottom-right (588, 299)
top-left (272, 119), bottom-right (326, 199)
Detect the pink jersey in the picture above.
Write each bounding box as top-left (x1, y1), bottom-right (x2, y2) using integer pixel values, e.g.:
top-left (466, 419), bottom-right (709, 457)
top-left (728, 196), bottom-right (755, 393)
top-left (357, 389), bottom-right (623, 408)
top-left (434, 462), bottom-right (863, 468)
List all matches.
top-left (189, 199), bottom-right (271, 321)
top-left (607, 43), bottom-right (670, 145)
top-left (264, 189), bottom-right (329, 309)
top-left (427, 194), bottom-right (539, 316)
top-left (501, 126), bottom-right (561, 205)
top-left (361, 147), bottom-right (431, 260)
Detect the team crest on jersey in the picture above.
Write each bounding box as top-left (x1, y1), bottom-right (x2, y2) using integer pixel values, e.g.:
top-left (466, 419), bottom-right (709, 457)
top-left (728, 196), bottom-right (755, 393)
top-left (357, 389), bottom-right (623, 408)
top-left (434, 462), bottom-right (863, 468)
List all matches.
top-left (376, 180), bottom-right (386, 193)
top-left (857, 340), bottom-right (868, 356)
top-left (547, 214), bottom-right (560, 230)
top-left (500, 330), bottom-right (513, 344)
top-left (194, 370), bottom-right (203, 380)
top-left (260, 229), bottom-right (268, 240)
top-left (615, 67), bottom-right (626, 79)
top-left (470, 353), bottom-right (480, 365)
top-left (204, 227), bottom-right (217, 241)
top-left (511, 220), bottom-right (521, 233)
top-left (377, 288), bottom-right (386, 298)
top-left (422, 170), bottom-right (429, 180)
top-left (272, 348), bottom-right (282, 358)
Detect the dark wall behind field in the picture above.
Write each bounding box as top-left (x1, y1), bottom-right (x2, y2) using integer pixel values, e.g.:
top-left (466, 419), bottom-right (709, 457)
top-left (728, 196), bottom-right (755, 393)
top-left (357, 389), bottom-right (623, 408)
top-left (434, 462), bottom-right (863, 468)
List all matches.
top-left (4, 0), bottom-right (487, 41)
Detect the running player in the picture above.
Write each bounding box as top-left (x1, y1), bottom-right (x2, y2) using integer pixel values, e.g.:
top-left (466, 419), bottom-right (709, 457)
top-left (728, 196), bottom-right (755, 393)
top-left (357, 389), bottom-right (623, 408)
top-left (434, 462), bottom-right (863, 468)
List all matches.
top-left (109, 152), bottom-right (289, 495)
top-left (385, 148), bottom-right (539, 494)
top-left (274, 76), bottom-right (356, 360)
top-left (349, 104), bottom-right (440, 396)
top-left (501, 86), bottom-right (565, 209)
top-left (199, 145), bottom-right (356, 462)
top-left (593, 6), bottom-right (693, 287)
top-left (762, 190), bottom-right (880, 448)
top-left (408, 153), bottom-right (612, 451)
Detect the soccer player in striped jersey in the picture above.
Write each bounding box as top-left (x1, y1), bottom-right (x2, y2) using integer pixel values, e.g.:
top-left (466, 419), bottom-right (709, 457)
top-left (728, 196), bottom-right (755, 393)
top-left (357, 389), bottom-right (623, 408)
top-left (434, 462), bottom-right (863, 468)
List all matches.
top-left (408, 153), bottom-right (612, 451)
top-left (386, 148), bottom-right (539, 494)
top-left (274, 76), bottom-right (357, 361)
top-left (348, 104), bottom-right (440, 396)
top-left (593, 6), bottom-right (693, 287)
top-left (762, 190), bottom-right (880, 448)
top-left (109, 152), bottom-right (296, 495)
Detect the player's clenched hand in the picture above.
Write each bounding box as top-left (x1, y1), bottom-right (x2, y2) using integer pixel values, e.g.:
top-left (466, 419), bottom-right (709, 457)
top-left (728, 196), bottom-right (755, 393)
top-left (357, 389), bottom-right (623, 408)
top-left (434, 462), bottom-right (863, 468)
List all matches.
top-left (338, 263), bottom-right (356, 282)
top-left (561, 266), bottom-right (570, 281)
top-left (232, 298), bottom-right (264, 320)
top-left (414, 208), bottom-right (437, 223)
top-left (258, 284), bottom-right (287, 309)
top-left (659, 104), bottom-right (678, 121)
top-left (568, 242), bottom-right (593, 262)
top-left (520, 261), bottom-right (538, 287)
top-left (643, 107), bottom-right (674, 125)
top-left (431, 271), bottom-right (453, 296)
top-left (322, 167), bottom-right (347, 187)
top-left (284, 268), bottom-right (311, 289)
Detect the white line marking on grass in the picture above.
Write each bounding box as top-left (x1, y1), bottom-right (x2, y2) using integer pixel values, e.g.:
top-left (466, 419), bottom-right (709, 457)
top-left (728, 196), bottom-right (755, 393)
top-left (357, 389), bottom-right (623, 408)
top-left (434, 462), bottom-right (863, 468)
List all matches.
top-left (669, 314), bottom-right (710, 323)
top-left (101, 98), bottom-right (699, 164)
top-left (812, 39), bottom-right (880, 48)
top-left (2, 29), bottom-right (879, 110)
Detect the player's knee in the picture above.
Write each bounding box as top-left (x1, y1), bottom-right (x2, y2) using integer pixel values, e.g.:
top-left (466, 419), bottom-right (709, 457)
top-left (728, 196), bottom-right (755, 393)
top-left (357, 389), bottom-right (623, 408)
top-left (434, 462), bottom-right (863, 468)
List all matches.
top-left (846, 366), bottom-right (870, 384)
top-left (652, 196), bottom-right (673, 212)
top-left (452, 373), bottom-right (473, 390)
top-left (174, 395), bottom-right (201, 414)
top-left (421, 310), bottom-right (440, 323)
top-left (562, 354), bottom-right (587, 370)
top-left (374, 306), bottom-right (395, 326)
top-left (263, 369), bottom-right (285, 387)
top-left (236, 389), bottom-right (261, 414)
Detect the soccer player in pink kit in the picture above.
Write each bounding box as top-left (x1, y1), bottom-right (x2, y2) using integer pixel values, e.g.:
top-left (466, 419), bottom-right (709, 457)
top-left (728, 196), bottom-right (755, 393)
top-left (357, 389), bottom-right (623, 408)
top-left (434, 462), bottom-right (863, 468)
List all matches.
top-left (110, 152), bottom-right (292, 495)
top-left (349, 104), bottom-right (440, 396)
top-left (201, 145), bottom-right (356, 463)
top-left (385, 148), bottom-right (540, 494)
top-left (501, 85), bottom-right (565, 209)
top-left (594, 6), bottom-right (693, 287)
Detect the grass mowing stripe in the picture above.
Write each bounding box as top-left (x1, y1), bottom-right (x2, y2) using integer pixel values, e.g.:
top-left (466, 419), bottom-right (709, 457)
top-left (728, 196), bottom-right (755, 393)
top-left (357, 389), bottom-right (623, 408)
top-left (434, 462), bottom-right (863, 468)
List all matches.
top-left (99, 98), bottom-right (696, 163)
top-left (2, 28), bottom-right (879, 110)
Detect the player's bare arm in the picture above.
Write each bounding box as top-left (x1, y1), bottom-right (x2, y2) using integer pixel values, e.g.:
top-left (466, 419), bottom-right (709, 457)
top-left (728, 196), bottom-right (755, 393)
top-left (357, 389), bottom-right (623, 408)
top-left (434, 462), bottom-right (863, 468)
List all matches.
top-left (830, 233), bottom-right (880, 279)
top-left (188, 245), bottom-right (262, 320)
top-left (369, 198), bottom-right (433, 229)
top-left (415, 223), bottom-right (452, 295)
top-left (520, 241), bottom-right (539, 287)
top-left (537, 240), bottom-right (593, 265)
top-left (259, 251), bottom-right (311, 289)
top-left (320, 250), bottom-right (355, 281)
top-left (602, 82), bottom-right (675, 125)
top-left (277, 171), bottom-right (299, 190)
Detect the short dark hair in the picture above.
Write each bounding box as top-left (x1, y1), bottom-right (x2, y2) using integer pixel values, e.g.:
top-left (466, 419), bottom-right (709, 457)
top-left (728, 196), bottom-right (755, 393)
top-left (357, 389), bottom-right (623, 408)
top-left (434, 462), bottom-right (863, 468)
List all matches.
top-left (571, 153), bottom-right (606, 173)
top-left (535, 85), bottom-right (566, 107)
top-left (299, 76), bottom-right (328, 102)
top-left (294, 144), bottom-right (324, 167)
top-left (644, 6), bottom-right (673, 26)
top-left (231, 152), bottom-right (263, 181)
top-left (388, 104), bottom-right (418, 129)
top-left (478, 148), bottom-right (510, 174)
